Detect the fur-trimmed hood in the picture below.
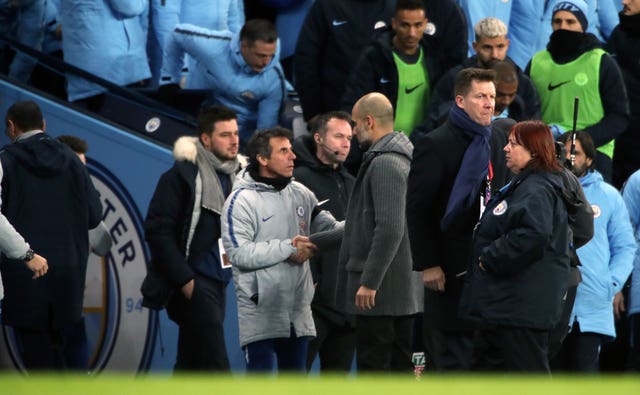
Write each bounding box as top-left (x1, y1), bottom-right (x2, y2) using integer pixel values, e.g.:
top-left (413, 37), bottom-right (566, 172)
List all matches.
top-left (172, 136), bottom-right (248, 167)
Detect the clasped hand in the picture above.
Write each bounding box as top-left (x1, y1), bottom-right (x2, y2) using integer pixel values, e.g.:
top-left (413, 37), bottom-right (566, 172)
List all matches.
top-left (289, 235), bottom-right (318, 263)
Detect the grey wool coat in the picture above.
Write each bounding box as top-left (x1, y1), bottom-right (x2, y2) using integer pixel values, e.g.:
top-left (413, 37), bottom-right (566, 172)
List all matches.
top-left (337, 132), bottom-right (424, 316)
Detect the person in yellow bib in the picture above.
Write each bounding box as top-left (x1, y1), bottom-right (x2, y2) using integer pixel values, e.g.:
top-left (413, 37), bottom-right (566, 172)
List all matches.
top-left (525, 0), bottom-right (629, 183)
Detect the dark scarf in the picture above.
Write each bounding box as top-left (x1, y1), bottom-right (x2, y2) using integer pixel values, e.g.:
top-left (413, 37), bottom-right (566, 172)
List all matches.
top-left (619, 11), bottom-right (640, 36)
top-left (547, 29), bottom-right (600, 64)
top-left (248, 164), bottom-right (292, 191)
top-left (440, 105), bottom-right (491, 230)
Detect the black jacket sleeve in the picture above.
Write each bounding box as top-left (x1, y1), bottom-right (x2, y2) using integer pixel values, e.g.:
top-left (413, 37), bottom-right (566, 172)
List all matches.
top-left (407, 136), bottom-right (444, 270)
top-left (144, 166), bottom-right (195, 288)
top-left (558, 169), bottom-right (594, 249)
top-left (584, 54), bottom-right (630, 147)
top-left (293, 1), bottom-right (327, 121)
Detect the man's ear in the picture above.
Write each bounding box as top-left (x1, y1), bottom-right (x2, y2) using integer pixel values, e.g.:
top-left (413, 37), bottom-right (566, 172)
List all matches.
top-left (257, 154), bottom-right (268, 167)
top-left (6, 119), bottom-right (16, 140)
top-left (313, 132), bottom-right (322, 145)
top-left (41, 119), bottom-right (46, 133)
top-left (586, 156), bottom-right (593, 168)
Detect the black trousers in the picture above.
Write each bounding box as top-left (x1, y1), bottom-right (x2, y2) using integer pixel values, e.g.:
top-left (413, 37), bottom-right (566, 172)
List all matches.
top-left (424, 328), bottom-right (474, 371)
top-left (631, 314), bottom-right (640, 371)
top-left (306, 309), bottom-right (355, 372)
top-left (473, 326), bottom-right (551, 373)
top-left (550, 323), bottom-right (604, 372)
top-left (14, 317), bottom-right (88, 371)
top-left (355, 315), bottom-right (414, 372)
top-left (166, 274), bottom-right (229, 372)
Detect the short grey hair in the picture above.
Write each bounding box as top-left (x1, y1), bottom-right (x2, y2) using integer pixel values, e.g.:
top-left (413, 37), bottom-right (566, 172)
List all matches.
top-left (474, 17), bottom-right (508, 41)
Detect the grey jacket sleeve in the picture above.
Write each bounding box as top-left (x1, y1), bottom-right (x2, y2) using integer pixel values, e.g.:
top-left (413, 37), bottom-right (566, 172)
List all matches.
top-left (222, 191), bottom-right (297, 271)
top-left (0, 162), bottom-right (29, 259)
top-left (89, 221), bottom-right (113, 256)
top-left (0, 214), bottom-right (29, 259)
top-left (310, 214), bottom-right (344, 251)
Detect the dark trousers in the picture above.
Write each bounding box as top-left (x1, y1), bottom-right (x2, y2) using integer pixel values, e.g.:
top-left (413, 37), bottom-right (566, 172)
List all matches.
top-left (15, 317), bottom-right (88, 371)
top-left (550, 323), bottom-right (603, 372)
top-left (245, 326), bottom-right (309, 372)
top-left (424, 328), bottom-right (474, 371)
top-left (631, 314), bottom-right (640, 371)
top-left (355, 315), bottom-right (414, 372)
top-left (305, 309), bottom-right (355, 372)
top-left (472, 326), bottom-right (551, 373)
top-left (166, 274), bottom-right (229, 372)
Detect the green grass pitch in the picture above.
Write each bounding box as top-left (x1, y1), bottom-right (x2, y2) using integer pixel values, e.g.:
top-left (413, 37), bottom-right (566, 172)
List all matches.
top-left (1, 374), bottom-right (639, 395)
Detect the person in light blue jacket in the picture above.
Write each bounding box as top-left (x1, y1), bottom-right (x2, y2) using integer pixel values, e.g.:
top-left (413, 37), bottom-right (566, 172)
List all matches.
top-left (180, 0), bottom-right (245, 88)
top-left (160, 19), bottom-right (286, 150)
top-left (508, 0), bottom-right (621, 69)
top-left (148, 0), bottom-right (181, 88)
top-left (456, 0), bottom-right (512, 57)
top-left (553, 131), bottom-right (636, 372)
top-left (60, 0), bottom-right (151, 102)
top-left (0, 0), bottom-right (45, 83)
top-left (622, 167), bottom-right (640, 371)
top-left (41, 0), bottom-right (61, 55)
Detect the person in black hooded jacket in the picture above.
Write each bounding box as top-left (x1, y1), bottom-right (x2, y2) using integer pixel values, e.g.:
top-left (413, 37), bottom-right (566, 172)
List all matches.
top-left (0, 100), bottom-right (102, 370)
top-left (291, 111), bottom-right (355, 372)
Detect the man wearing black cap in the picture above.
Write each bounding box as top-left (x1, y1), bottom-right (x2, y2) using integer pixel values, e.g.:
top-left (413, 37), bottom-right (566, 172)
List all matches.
top-left (526, 0), bottom-right (629, 183)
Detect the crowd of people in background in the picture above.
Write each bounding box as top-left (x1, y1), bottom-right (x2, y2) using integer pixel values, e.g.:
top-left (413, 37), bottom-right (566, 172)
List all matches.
top-left (1, 0), bottom-right (640, 376)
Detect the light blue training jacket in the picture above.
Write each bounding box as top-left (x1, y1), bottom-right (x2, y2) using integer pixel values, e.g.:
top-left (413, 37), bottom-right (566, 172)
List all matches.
top-left (572, 170), bottom-right (636, 338)
top-left (161, 23), bottom-right (286, 146)
top-left (0, 0), bottom-right (45, 82)
top-left (623, 169), bottom-right (640, 316)
top-left (60, 0), bottom-right (151, 101)
top-left (180, 0), bottom-right (245, 88)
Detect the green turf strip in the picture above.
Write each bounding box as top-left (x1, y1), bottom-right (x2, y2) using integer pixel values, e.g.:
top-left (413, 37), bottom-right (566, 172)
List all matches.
top-left (1, 374), bottom-right (639, 395)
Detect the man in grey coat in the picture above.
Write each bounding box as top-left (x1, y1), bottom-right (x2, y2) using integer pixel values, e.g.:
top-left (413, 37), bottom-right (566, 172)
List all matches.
top-left (337, 92), bottom-right (423, 372)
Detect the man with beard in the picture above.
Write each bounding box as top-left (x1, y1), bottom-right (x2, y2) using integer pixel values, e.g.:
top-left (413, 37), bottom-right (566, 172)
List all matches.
top-left (552, 131), bottom-right (635, 372)
top-left (417, 16), bottom-right (540, 137)
top-left (143, 105), bottom-right (244, 372)
top-left (607, 0), bottom-right (640, 188)
top-left (526, 0), bottom-right (629, 183)
top-left (490, 60), bottom-right (530, 122)
top-left (337, 92), bottom-right (423, 372)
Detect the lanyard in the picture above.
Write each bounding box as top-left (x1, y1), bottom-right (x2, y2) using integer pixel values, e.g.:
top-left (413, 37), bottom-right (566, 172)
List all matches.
top-left (485, 161), bottom-right (493, 205)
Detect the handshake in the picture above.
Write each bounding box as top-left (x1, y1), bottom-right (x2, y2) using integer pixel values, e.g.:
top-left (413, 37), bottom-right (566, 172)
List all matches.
top-left (289, 235), bottom-right (318, 264)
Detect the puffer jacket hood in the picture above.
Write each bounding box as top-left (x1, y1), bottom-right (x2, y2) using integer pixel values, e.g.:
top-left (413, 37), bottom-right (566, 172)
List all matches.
top-left (172, 135), bottom-right (248, 167)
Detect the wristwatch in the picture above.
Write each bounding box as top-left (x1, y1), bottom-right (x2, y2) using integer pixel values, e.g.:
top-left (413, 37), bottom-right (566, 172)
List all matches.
top-left (22, 248), bottom-right (35, 262)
